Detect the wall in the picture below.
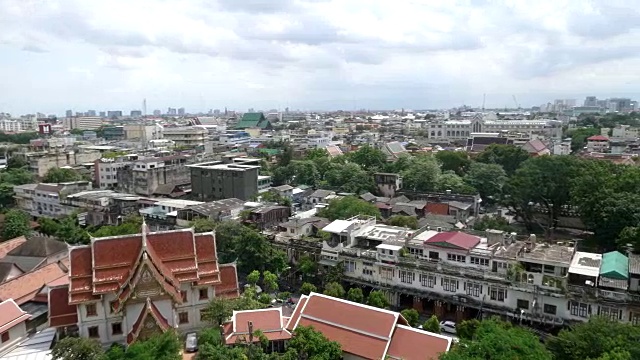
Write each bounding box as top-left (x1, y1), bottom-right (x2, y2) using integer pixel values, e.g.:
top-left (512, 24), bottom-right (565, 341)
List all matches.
top-left (0, 322), bottom-right (28, 355)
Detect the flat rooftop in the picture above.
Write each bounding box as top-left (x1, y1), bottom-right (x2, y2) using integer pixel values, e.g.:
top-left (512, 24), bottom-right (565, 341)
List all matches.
top-left (518, 243), bottom-right (575, 266)
top-left (187, 161), bottom-right (260, 170)
top-left (569, 251), bottom-right (602, 277)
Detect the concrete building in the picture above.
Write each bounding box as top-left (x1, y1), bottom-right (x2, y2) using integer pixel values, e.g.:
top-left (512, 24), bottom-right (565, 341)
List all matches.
top-left (0, 299), bottom-right (31, 355)
top-left (124, 124), bottom-right (162, 142)
top-left (162, 127), bottom-right (207, 148)
top-left (422, 118), bottom-right (562, 142)
top-left (64, 117), bottom-right (104, 130)
top-left (0, 120), bottom-right (22, 132)
top-left (586, 135), bottom-right (610, 153)
top-left (13, 181), bottom-right (93, 219)
top-left (62, 190), bottom-right (142, 226)
top-left (47, 227), bottom-right (240, 345)
top-left (95, 158), bottom-right (133, 189)
top-left (189, 161), bottom-right (260, 201)
top-left (117, 156), bottom-right (191, 196)
top-left (20, 149), bottom-right (102, 177)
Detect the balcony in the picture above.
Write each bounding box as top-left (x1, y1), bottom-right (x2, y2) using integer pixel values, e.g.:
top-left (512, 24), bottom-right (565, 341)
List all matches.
top-left (398, 257), bottom-right (509, 283)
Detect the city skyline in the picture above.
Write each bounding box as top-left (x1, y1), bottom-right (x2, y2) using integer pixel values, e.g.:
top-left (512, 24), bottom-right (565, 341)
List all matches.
top-left (2, 0), bottom-right (640, 114)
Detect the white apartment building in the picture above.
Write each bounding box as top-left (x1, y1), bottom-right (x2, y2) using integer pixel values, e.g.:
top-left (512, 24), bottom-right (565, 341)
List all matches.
top-left (0, 119), bottom-right (22, 132)
top-left (95, 158), bottom-right (131, 189)
top-left (124, 124), bottom-right (163, 142)
top-left (420, 118), bottom-right (563, 141)
top-left (162, 127), bottom-right (207, 148)
top-left (314, 217), bottom-right (640, 327)
top-left (13, 181), bottom-right (93, 219)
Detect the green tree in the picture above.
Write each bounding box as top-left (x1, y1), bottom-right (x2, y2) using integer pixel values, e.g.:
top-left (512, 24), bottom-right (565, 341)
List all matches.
top-left (456, 319), bottom-right (481, 340)
top-left (366, 290), bottom-right (388, 309)
top-left (247, 270), bottom-right (260, 287)
top-left (473, 215), bottom-right (514, 232)
top-left (191, 218), bottom-right (217, 232)
top-left (0, 183), bottom-right (15, 208)
top-left (440, 319), bottom-right (551, 360)
top-left (305, 148), bottom-right (329, 160)
top-left (436, 171), bottom-right (475, 194)
top-left (567, 127), bottom-right (601, 152)
top-left (91, 215), bottom-right (142, 238)
top-left (346, 144), bottom-right (387, 171)
top-left (300, 282), bottom-right (317, 295)
top-left (545, 317), bottom-right (640, 360)
top-left (400, 308), bottom-right (420, 327)
top-left (0, 167), bottom-right (34, 185)
top-left (121, 331), bottom-right (182, 360)
top-left (291, 160), bottom-right (320, 187)
top-left (51, 337), bottom-right (105, 360)
top-left (202, 296), bottom-right (235, 326)
top-left (198, 327), bottom-right (222, 347)
top-left (42, 168), bottom-right (85, 183)
top-left (464, 162), bottom-right (507, 202)
top-left (6, 156), bottom-right (28, 169)
top-left (55, 214), bottom-right (90, 244)
top-left (283, 326), bottom-right (342, 360)
top-left (262, 270), bottom-right (279, 294)
top-left (435, 150), bottom-right (471, 175)
top-left (401, 155), bottom-right (442, 192)
top-left (346, 287), bottom-right (364, 303)
top-left (325, 162), bottom-right (375, 194)
top-left (323, 282), bottom-right (345, 298)
top-left (475, 144), bottom-right (530, 175)
top-left (2, 209), bottom-right (31, 240)
top-left (423, 315), bottom-right (440, 333)
top-left (298, 255), bottom-right (317, 280)
top-left (387, 215), bottom-right (418, 229)
top-left (317, 196), bottom-right (380, 221)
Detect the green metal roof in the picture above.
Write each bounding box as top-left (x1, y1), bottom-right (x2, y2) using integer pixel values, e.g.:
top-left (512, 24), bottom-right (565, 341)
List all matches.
top-left (234, 112), bottom-right (271, 129)
top-left (600, 251), bottom-right (629, 280)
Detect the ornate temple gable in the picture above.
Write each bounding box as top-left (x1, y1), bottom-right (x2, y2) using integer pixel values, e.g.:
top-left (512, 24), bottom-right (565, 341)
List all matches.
top-left (114, 259), bottom-right (182, 312)
top-left (127, 297), bottom-right (172, 344)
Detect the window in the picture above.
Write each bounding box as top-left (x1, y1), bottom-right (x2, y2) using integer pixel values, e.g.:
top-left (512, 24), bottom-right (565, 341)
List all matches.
top-left (399, 270), bottom-right (415, 284)
top-left (179, 312), bottom-right (189, 324)
top-left (543, 265), bottom-right (555, 274)
top-left (380, 267), bottom-right (394, 281)
top-left (112, 323), bottom-right (122, 335)
top-left (465, 282), bottom-right (482, 297)
top-left (569, 301), bottom-right (589, 318)
top-left (109, 301), bottom-right (116, 314)
top-left (199, 288), bottom-right (208, 300)
top-left (543, 304), bottom-right (557, 315)
top-left (630, 312), bottom-right (640, 326)
top-left (489, 286), bottom-right (507, 302)
top-left (344, 260), bottom-right (356, 273)
top-left (442, 278), bottom-right (459, 292)
top-left (517, 299), bottom-right (530, 310)
top-left (363, 268), bottom-right (374, 276)
top-left (88, 326), bottom-right (99, 338)
top-left (599, 306), bottom-right (621, 321)
top-left (86, 304), bottom-right (97, 317)
top-left (1, 331), bottom-right (9, 343)
top-left (470, 257), bottom-right (489, 267)
top-left (447, 254), bottom-right (466, 263)
top-left (420, 273), bottom-right (435, 288)
top-left (428, 251), bottom-right (439, 260)
top-left (181, 291), bottom-right (188, 302)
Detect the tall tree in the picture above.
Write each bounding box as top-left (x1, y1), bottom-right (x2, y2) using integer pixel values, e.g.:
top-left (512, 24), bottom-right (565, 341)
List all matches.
top-left (440, 319), bottom-right (551, 360)
top-left (401, 155), bottom-right (442, 192)
top-left (51, 337), bottom-right (105, 360)
top-left (347, 144), bottom-right (387, 171)
top-left (262, 270), bottom-right (279, 294)
top-left (2, 209), bottom-right (31, 240)
top-left (317, 196), bottom-right (380, 221)
top-left (282, 326), bottom-right (342, 360)
top-left (475, 144), bottom-right (530, 175)
top-left (435, 150), bottom-right (471, 175)
top-left (436, 171), bottom-right (475, 194)
top-left (464, 162), bottom-right (507, 202)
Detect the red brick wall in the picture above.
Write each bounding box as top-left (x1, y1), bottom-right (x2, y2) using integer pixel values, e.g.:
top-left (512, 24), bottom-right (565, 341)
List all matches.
top-left (426, 203), bottom-right (449, 216)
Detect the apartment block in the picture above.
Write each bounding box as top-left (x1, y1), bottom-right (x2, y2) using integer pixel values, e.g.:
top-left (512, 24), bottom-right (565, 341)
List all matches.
top-left (14, 181), bottom-right (92, 219)
top-left (189, 161), bottom-right (260, 201)
top-left (116, 156), bottom-right (191, 196)
top-left (162, 127), bottom-right (207, 148)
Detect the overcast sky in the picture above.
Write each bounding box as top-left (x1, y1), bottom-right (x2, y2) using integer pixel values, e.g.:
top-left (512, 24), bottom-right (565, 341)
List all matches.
top-left (1, 0), bottom-right (640, 115)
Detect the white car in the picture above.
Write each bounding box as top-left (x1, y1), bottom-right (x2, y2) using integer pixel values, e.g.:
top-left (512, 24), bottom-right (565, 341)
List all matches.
top-left (439, 320), bottom-right (456, 334)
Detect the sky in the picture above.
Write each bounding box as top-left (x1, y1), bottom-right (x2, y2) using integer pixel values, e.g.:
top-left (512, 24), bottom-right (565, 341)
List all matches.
top-left (2, 0), bottom-right (640, 115)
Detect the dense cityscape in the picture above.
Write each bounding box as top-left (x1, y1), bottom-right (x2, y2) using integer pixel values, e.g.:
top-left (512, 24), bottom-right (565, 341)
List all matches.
top-left (3, 0), bottom-right (640, 358)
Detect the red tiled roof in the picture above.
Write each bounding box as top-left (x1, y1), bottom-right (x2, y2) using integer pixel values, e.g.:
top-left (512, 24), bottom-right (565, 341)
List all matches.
top-left (0, 236), bottom-right (27, 259)
top-left (0, 299), bottom-right (31, 334)
top-left (387, 325), bottom-right (452, 360)
top-left (225, 308), bottom-right (291, 345)
top-left (48, 285), bottom-right (78, 328)
top-left (68, 229), bottom-right (224, 305)
top-left (213, 264), bottom-right (239, 297)
top-left (0, 262), bottom-right (67, 305)
top-left (286, 295), bottom-right (308, 331)
top-left (291, 293), bottom-right (408, 360)
top-left (423, 231), bottom-right (480, 250)
top-left (587, 135), bottom-right (609, 141)
top-left (127, 298), bottom-right (171, 344)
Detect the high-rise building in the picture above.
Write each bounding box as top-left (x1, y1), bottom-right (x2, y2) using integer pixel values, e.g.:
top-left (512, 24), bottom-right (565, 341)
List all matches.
top-left (167, 107), bottom-right (177, 115)
top-left (87, 110), bottom-right (97, 117)
top-left (107, 111), bottom-right (123, 118)
top-left (130, 110), bottom-right (142, 117)
top-left (99, 111), bottom-right (106, 117)
top-left (189, 161), bottom-right (260, 201)
top-left (65, 110), bottom-right (73, 118)
top-left (584, 96), bottom-right (597, 107)
top-left (153, 109), bottom-right (161, 116)
top-left (178, 107), bottom-right (185, 116)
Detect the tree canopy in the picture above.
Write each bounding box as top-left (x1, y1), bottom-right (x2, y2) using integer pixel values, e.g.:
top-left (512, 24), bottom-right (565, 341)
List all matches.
top-left (2, 209), bottom-right (31, 240)
top-left (42, 168), bottom-right (86, 183)
top-left (475, 144), bottom-right (530, 175)
top-left (317, 196), bottom-right (380, 221)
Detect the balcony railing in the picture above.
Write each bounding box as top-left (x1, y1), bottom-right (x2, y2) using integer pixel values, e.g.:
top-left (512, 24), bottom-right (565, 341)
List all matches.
top-left (397, 257), bottom-right (509, 282)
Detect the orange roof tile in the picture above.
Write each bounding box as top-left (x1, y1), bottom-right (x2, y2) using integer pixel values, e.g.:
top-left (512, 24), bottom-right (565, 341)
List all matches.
top-left (0, 236), bottom-right (27, 259)
top-left (387, 325), bottom-right (452, 360)
top-left (48, 285), bottom-right (78, 328)
top-left (212, 264), bottom-right (238, 295)
top-left (225, 308), bottom-right (291, 345)
top-left (286, 295), bottom-right (308, 331)
top-left (0, 262), bottom-right (67, 305)
top-left (0, 299), bottom-right (31, 333)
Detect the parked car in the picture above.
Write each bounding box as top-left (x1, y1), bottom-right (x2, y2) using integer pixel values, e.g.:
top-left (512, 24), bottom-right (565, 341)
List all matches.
top-left (439, 321), bottom-right (456, 334)
top-left (185, 332), bottom-right (198, 352)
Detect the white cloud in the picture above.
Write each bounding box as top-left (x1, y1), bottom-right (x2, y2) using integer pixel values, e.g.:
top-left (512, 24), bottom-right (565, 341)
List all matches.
top-left (1, 0), bottom-right (640, 114)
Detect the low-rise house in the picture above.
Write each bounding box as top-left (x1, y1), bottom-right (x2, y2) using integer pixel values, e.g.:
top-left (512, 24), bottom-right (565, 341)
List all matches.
top-left (586, 135), bottom-right (610, 153)
top-left (270, 185), bottom-right (294, 200)
top-left (139, 199), bottom-right (204, 231)
top-left (374, 173), bottom-right (403, 198)
top-left (521, 139), bottom-right (550, 156)
top-left (62, 190), bottom-right (142, 226)
top-left (0, 299), bottom-right (32, 354)
top-left (175, 198), bottom-right (245, 227)
top-left (382, 141), bottom-right (408, 160)
top-left (225, 292), bottom-right (452, 360)
top-left (246, 206), bottom-right (291, 231)
top-left (305, 189), bottom-right (335, 207)
top-left (0, 235), bottom-right (68, 273)
top-left (279, 217), bottom-right (329, 239)
top-left (14, 181), bottom-right (93, 219)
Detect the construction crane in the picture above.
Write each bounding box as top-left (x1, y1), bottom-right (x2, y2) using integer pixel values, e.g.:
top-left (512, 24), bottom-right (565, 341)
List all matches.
top-left (512, 95), bottom-right (521, 110)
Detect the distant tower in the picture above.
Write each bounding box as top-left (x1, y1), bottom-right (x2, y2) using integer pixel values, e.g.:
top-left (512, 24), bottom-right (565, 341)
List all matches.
top-left (143, 98), bottom-right (147, 117)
